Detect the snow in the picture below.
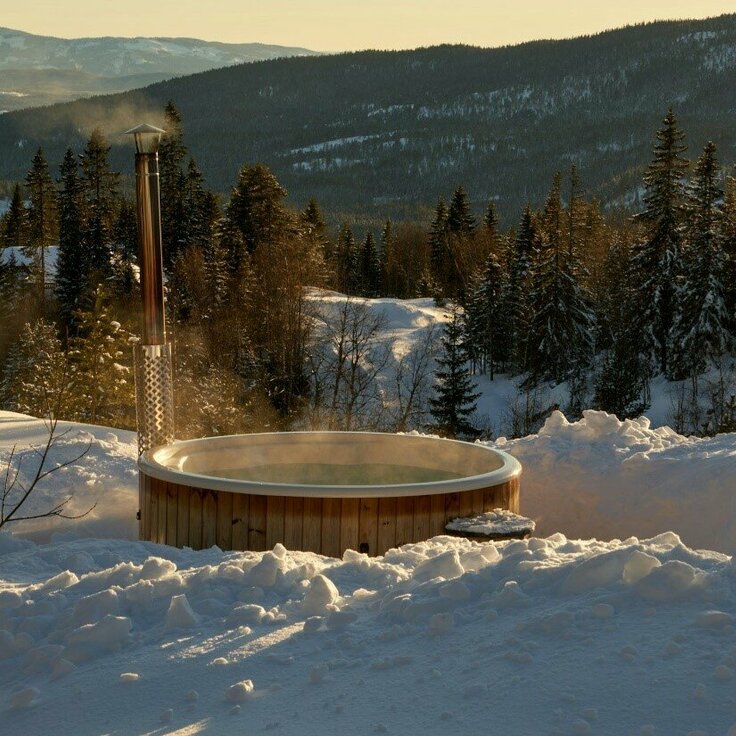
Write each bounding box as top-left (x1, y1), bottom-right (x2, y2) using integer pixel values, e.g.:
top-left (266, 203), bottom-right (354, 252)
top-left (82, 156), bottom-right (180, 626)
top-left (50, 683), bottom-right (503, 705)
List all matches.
top-left (445, 509), bottom-right (536, 537)
top-left (497, 409), bottom-right (736, 554)
top-left (1, 322), bottom-right (735, 734)
top-left (1, 530), bottom-right (735, 734)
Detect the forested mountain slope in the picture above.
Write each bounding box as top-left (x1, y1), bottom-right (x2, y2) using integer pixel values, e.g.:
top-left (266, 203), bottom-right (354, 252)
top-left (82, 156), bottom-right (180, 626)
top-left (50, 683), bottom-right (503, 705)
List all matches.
top-left (1, 15), bottom-right (735, 219)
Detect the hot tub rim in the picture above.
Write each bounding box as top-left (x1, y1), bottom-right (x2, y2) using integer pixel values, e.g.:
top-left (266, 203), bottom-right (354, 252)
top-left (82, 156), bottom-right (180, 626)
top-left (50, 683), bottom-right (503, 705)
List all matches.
top-left (137, 431), bottom-right (522, 499)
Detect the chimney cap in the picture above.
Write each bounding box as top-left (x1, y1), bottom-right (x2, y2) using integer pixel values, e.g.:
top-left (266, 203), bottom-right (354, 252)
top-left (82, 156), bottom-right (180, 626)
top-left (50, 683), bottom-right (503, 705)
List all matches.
top-left (125, 123), bottom-right (166, 154)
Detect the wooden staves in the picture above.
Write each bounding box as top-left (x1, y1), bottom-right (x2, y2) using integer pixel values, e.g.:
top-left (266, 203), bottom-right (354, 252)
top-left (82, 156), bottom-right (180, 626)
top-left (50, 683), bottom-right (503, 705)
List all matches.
top-left (141, 474), bottom-right (521, 557)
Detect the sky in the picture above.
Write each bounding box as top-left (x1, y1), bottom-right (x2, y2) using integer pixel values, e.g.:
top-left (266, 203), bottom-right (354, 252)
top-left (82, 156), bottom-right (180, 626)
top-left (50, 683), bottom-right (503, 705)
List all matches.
top-left (3, 1), bottom-right (734, 51)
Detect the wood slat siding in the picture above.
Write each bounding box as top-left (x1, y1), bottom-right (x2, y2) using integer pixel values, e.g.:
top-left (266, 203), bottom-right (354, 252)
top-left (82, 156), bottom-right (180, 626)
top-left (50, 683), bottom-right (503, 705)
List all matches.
top-left (321, 498), bottom-right (342, 559)
top-left (216, 491), bottom-right (233, 551)
top-left (429, 493), bottom-right (446, 538)
top-left (231, 492), bottom-right (249, 549)
top-left (302, 497), bottom-right (322, 553)
top-left (340, 498), bottom-right (360, 554)
top-left (202, 492), bottom-right (217, 549)
top-left (413, 495), bottom-right (431, 543)
top-left (359, 497), bottom-right (379, 556)
top-left (248, 495), bottom-right (267, 551)
top-left (266, 496), bottom-right (285, 550)
top-left (395, 496), bottom-right (414, 548)
top-left (284, 496), bottom-right (304, 551)
top-left (377, 497), bottom-right (397, 556)
top-left (166, 483), bottom-right (178, 547)
top-left (188, 490), bottom-right (203, 550)
top-left (140, 473), bottom-right (521, 556)
top-left (176, 485), bottom-right (190, 549)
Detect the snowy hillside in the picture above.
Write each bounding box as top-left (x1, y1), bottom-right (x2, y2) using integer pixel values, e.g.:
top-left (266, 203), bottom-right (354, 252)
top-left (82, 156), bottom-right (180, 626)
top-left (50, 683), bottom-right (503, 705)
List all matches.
top-left (0, 27), bottom-right (318, 111)
top-left (1, 408), bottom-right (735, 734)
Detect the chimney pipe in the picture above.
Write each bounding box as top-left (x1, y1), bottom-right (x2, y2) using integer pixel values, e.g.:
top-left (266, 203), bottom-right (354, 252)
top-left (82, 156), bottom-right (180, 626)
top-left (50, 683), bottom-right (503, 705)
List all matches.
top-left (126, 123), bottom-right (174, 454)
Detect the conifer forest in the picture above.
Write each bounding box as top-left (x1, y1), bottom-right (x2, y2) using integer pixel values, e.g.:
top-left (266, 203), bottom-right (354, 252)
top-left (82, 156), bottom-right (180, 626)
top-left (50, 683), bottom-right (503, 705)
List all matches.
top-left (1, 103), bottom-right (735, 439)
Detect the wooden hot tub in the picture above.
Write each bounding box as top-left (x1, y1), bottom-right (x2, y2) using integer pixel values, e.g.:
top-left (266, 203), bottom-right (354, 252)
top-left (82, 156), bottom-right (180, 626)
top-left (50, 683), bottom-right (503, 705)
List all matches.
top-left (137, 432), bottom-right (522, 557)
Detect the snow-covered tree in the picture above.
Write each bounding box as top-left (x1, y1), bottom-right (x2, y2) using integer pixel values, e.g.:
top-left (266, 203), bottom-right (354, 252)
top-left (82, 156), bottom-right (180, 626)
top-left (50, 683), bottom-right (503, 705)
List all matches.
top-left (1, 320), bottom-right (72, 418)
top-left (670, 142), bottom-right (731, 376)
top-left (23, 148), bottom-right (58, 309)
top-left (526, 173), bottom-right (594, 385)
top-left (631, 109), bottom-right (689, 375)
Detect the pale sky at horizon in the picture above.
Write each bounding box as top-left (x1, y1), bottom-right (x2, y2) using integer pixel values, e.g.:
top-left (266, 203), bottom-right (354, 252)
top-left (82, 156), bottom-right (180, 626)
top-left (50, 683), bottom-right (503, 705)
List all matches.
top-left (3, 1), bottom-right (734, 52)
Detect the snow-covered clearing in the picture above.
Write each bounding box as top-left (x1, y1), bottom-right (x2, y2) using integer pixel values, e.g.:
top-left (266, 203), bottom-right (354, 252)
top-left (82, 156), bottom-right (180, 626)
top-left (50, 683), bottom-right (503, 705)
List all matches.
top-left (1, 379), bottom-right (735, 734)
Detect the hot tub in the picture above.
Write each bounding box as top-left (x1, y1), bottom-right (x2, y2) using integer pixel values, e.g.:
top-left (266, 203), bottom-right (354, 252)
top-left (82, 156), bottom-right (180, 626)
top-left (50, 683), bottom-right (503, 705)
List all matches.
top-left (138, 432), bottom-right (522, 556)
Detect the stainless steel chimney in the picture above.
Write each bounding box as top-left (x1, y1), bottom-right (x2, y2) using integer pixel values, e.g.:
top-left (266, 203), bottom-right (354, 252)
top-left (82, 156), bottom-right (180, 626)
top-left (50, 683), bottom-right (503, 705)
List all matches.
top-left (126, 123), bottom-right (174, 454)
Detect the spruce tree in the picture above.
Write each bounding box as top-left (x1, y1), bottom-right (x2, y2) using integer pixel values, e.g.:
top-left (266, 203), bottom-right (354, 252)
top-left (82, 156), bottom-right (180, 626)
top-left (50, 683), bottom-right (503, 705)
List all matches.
top-left (336, 224), bottom-right (359, 294)
top-left (429, 197), bottom-right (449, 283)
top-left (360, 231), bottom-right (381, 296)
top-left (593, 239), bottom-right (650, 418)
top-left (0, 320), bottom-right (71, 417)
top-left (447, 185), bottom-right (476, 235)
top-left (1, 183), bottom-right (27, 250)
top-left (671, 142), bottom-right (731, 376)
top-left (55, 149), bottom-right (87, 332)
top-left (159, 101), bottom-right (188, 271)
top-left (632, 109), bottom-right (689, 375)
top-left (504, 206), bottom-right (537, 372)
top-left (23, 148), bottom-right (58, 309)
top-left (720, 174), bottom-right (736, 337)
top-left (223, 163), bottom-right (291, 271)
top-left (465, 251), bottom-right (507, 378)
top-left (483, 201), bottom-right (499, 234)
top-left (300, 198), bottom-right (330, 261)
top-left (430, 306), bottom-right (480, 438)
top-left (379, 219), bottom-right (394, 294)
top-left (79, 128), bottom-right (119, 284)
top-left (526, 172), bottom-right (594, 385)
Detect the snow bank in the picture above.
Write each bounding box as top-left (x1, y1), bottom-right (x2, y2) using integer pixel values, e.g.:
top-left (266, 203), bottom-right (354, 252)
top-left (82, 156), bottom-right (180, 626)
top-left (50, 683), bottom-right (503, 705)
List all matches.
top-left (494, 410), bottom-right (736, 553)
top-left (0, 412), bottom-right (138, 542)
top-left (1, 534), bottom-right (734, 734)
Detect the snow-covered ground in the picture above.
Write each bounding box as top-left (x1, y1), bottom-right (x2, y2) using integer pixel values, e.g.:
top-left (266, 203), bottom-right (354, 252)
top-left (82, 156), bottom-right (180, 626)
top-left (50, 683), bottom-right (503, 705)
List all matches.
top-left (1, 408), bottom-right (735, 734)
top-left (308, 291), bottom-right (735, 434)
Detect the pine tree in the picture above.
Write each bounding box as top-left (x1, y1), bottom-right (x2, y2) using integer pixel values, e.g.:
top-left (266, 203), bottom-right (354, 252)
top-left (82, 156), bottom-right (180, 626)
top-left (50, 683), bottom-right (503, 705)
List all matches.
top-left (721, 174), bottom-right (736, 337)
top-left (429, 307), bottom-right (480, 438)
top-left (447, 185), bottom-right (476, 235)
top-left (632, 109), bottom-right (689, 375)
top-left (1, 183), bottom-right (27, 251)
top-left (670, 142), bottom-right (731, 376)
top-left (483, 201), bottom-right (499, 234)
top-left (55, 149), bottom-right (87, 332)
top-left (504, 206), bottom-right (537, 372)
top-left (0, 320), bottom-right (71, 417)
top-left (0, 250), bottom-right (22, 352)
top-left (360, 231), bottom-right (381, 296)
top-left (593, 239), bottom-right (650, 418)
top-left (68, 291), bottom-right (134, 426)
top-left (79, 128), bottom-right (119, 284)
top-left (111, 198), bottom-right (138, 299)
top-left (336, 225), bottom-right (359, 295)
top-left (23, 148), bottom-right (58, 309)
top-left (379, 219), bottom-right (394, 294)
top-left (159, 101), bottom-right (188, 271)
top-left (429, 197), bottom-right (449, 282)
top-left (464, 251), bottom-right (507, 378)
top-left (223, 163), bottom-right (291, 271)
top-left (300, 198), bottom-right (330, 262)
top-left (526, 172), bottom-right (594, 385)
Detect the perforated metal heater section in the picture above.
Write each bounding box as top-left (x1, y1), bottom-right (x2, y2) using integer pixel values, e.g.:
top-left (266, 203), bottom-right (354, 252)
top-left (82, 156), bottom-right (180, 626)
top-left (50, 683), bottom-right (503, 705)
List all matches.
top-left (134, 343), bottom-right (174, 454)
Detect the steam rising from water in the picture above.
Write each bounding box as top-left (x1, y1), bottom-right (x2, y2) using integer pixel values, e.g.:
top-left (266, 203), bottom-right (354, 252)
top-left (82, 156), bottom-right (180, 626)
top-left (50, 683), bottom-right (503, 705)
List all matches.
top-left (215, 463), bottom-right (461, 486)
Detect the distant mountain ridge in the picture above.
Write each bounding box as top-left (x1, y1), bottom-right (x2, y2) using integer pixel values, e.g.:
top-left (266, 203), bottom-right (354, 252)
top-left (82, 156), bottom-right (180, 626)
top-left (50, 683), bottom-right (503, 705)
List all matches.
top-left (0, 27), bottom-right (318, 110)
top-left (1, 15), bottom-right (736, 222)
